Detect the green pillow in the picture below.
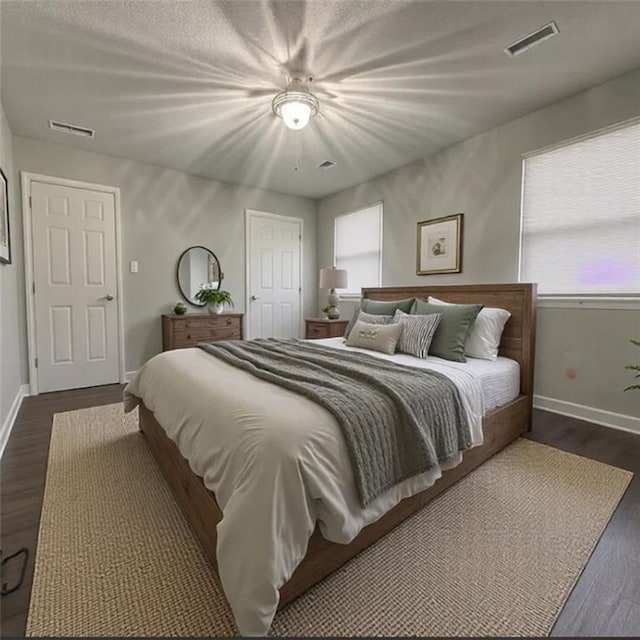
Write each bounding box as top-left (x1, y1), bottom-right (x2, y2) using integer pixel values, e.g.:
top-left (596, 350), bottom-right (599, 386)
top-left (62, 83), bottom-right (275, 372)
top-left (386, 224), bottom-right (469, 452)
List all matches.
top-left (344, 298), bottom-right (415, 339)
top-left (343, 305), bottom-right (362, 339)
top-left (411, 300), bottom-right (483, 362)
top-left (361, 297), bottom-right (415, 315)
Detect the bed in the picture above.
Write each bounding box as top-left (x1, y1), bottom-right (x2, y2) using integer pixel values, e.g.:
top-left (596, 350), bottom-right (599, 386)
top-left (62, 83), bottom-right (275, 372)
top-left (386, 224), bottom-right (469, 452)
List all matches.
top-left (125, 283), bottom-right (536, 635)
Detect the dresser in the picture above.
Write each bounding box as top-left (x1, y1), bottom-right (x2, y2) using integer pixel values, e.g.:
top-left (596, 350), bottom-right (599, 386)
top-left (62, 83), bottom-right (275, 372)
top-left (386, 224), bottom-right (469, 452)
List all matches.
top-left (162, 313), bottom-right (244, 351)
top-left (305, 318), bottom-right (349, 340)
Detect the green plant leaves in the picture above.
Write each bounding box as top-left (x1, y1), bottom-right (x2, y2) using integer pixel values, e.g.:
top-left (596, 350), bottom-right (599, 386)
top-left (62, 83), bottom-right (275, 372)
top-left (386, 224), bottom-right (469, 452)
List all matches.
top-left (624, 339), bottom-right (640, 392)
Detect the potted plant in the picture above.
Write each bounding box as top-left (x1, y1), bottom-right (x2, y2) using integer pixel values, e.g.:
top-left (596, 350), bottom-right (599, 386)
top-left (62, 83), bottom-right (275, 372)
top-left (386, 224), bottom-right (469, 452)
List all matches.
top-left (624, 339), bottom-right (640, 392)
top-left (195, 285), bottom-right (234, 315)
top-left (173, 301), bottom-right (187, 315)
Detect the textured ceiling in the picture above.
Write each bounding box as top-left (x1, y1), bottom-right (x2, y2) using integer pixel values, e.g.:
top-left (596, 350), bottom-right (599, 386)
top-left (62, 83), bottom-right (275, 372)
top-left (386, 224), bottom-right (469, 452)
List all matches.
top-left (2, 0), bottom-right (640, 199)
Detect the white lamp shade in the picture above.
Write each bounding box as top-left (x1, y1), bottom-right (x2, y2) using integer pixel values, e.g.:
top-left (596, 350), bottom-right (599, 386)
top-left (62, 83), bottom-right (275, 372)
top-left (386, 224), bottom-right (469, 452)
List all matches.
top-left (280, 100), bottom-right (311, 130)
top-left (319, 267), bottom-right (348, 289)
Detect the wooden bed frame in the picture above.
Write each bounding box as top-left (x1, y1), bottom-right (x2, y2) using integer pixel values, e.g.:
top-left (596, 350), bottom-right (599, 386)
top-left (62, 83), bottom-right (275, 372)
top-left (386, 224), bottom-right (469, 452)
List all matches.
top-left (139, 283), bottom-right (536, 609)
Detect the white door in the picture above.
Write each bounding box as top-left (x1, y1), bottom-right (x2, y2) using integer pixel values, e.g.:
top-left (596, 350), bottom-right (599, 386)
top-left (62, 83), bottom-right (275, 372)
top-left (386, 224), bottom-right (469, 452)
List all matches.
top-left (247, 212), bottom-right (302, 339)
top-left (31, 181), bottom-right (120, 392)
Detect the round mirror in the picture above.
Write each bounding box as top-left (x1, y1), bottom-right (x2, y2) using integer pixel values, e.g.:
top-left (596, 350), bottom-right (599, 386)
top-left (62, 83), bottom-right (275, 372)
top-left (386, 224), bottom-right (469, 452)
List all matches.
top-left (176, 246), bottom-right (222, 306)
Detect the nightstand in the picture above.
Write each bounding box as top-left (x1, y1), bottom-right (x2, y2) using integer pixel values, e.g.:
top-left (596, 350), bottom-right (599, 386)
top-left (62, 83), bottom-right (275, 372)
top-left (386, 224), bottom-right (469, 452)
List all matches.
top-left (305, 318), bottom-right (349, 340)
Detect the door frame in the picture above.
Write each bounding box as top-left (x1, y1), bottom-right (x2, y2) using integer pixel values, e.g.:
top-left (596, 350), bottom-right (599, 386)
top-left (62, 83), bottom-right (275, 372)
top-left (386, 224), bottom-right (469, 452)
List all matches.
top-left (244, 209), bottom-right (304, 340)
top-left (21, 172), bottom-right (126, 395)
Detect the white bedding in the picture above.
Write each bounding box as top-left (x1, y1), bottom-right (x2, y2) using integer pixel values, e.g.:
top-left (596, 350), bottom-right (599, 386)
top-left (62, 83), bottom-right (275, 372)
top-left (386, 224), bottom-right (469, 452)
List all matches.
top-left (124, 340), bottom-right (519, 636)
top-left (312, 338), bottom-right (520, 412)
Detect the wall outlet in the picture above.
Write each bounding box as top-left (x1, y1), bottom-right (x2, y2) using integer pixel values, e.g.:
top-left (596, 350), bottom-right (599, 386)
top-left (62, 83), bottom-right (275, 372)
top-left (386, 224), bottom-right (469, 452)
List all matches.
top-left (130, 260), bottom-right (138, 274)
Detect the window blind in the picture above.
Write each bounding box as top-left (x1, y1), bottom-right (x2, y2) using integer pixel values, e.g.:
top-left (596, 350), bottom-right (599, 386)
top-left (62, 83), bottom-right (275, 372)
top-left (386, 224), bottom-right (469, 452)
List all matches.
top-left (520, 120), bottom-right (640, 296)
top-left (334, 203), bottom-right (382, 295)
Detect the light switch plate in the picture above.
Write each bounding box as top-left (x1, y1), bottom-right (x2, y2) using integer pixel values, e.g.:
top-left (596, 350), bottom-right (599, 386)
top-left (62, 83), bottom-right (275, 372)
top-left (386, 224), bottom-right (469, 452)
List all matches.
top-left (130, 260), bottom-right (138, 273)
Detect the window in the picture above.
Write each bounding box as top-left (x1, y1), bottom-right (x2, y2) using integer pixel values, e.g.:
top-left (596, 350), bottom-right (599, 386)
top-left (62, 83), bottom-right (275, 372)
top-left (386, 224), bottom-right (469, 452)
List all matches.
top-left (520, 120), bottom-right (640, 296)
top-left (334, 202), bottom-right (383, 296)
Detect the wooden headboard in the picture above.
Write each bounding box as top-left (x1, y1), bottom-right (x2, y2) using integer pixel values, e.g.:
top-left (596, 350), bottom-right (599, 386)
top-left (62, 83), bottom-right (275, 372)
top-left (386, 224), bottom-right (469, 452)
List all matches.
top-left (361, 283), bottom-right (537, 398)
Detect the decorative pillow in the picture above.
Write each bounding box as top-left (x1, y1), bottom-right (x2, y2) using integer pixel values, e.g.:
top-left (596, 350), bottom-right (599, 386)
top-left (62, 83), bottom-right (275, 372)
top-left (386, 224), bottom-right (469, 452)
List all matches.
top-left (343, 299), bottom-right (412, 339)
top-left (361, 297), bottom-right (415, 315)
top-left (428, 296), bottom-right (511, 361)
top-left (345, 320), bottom-right (404, 355)
top-left (393, 310), bottom-right (442, 359)
top-left (343, 305), bottom-right (362, 340)
top-left (411, 300), bottom-right (483, 362)
top-left (344, 308), bottom-right (394, 339)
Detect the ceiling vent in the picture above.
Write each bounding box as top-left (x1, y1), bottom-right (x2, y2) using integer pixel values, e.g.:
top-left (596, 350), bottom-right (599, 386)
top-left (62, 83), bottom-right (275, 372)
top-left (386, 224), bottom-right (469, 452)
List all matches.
top-left (317, 160), bottom-right (336, 169)
top-left (49, 120), bottom-right (95, 138)
top-left (505, 21), bottom-right (559, 57)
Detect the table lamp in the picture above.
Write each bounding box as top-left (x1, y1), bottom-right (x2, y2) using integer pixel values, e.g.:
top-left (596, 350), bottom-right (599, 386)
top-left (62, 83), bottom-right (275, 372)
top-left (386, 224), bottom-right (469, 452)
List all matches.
top-left (319, 267), bottom-right (348, 319)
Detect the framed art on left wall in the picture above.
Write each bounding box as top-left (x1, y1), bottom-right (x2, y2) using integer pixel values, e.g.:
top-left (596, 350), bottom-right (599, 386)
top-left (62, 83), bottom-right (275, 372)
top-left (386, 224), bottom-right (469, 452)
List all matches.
top-left (0, 168), bottom-right (10, 264)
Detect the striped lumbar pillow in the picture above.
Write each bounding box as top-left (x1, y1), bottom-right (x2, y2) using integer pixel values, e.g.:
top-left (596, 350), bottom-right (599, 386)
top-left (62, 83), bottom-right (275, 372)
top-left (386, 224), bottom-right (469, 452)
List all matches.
top-left (393, 310), bottom-right (442, 359)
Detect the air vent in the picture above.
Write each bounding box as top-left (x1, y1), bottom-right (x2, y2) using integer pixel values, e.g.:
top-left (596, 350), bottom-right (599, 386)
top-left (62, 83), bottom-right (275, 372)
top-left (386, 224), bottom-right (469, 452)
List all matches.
top-left (505, 21), bottom-right (559, 57)
top-left (317, 160), bottom-right (336, 169)
top-left (49, 120), bottom-right (95, 138)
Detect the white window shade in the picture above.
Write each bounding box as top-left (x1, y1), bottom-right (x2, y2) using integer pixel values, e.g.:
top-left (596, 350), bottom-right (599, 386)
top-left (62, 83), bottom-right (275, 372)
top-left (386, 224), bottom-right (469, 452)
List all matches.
top-left (335, 203), bottom-right (382, 295)
top-left (520, 121), bottom-right (640, 296)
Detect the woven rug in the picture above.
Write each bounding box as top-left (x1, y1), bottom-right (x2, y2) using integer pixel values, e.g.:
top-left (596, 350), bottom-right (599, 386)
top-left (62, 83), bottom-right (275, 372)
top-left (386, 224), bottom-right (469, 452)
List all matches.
top-left (27, 404), bottom-right (632, 637)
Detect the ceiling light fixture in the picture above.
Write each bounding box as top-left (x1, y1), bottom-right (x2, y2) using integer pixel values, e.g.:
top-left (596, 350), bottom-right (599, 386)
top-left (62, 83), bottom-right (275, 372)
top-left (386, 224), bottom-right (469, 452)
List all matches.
top-left (272, 75), bottom-right (319, 131)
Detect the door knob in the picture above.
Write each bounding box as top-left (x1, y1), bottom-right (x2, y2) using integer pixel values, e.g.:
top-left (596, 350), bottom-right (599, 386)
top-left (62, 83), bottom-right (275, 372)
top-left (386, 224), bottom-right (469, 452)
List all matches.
top-left (105, 294), bottom-right (114, 301)
top-left (251, 295), bottom-right (260, 301)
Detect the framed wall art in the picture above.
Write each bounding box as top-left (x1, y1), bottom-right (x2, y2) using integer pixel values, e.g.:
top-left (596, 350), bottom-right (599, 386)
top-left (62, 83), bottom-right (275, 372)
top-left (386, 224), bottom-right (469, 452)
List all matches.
top-left (416, 213), bottom-right (463, 275)
top-left (0, 168), bottom-right (10, 265)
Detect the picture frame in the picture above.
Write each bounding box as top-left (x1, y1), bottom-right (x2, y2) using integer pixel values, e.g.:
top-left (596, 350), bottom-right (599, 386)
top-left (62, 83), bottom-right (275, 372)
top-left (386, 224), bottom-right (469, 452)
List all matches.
top-left (416, 213), bottom-right (463, 275)
top-left (0, 168), bottom-right (11, 265)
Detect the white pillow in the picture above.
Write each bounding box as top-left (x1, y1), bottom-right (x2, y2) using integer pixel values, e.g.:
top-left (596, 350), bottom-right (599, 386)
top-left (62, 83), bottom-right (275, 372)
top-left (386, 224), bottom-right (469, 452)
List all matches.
top-left (427, 296), bottom-right (511, 361)
top-left (345, 320), bottom-right (404, 355)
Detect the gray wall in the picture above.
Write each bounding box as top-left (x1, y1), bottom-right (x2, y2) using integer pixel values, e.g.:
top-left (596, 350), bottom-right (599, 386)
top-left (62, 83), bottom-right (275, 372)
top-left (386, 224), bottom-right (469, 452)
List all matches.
top-left (3, 69), bottom-right (639, 425)
top-left (0, 102), bottom-right (28, 429)
top-left (318, 69), bottom-right (640, 421)
top-left (13, 136), bottom-right (317, 373)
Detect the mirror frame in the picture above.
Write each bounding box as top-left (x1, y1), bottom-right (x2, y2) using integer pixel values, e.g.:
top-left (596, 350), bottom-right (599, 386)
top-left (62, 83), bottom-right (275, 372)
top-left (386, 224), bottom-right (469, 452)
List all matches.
top-left (176, 245), bottom-right (223, 307)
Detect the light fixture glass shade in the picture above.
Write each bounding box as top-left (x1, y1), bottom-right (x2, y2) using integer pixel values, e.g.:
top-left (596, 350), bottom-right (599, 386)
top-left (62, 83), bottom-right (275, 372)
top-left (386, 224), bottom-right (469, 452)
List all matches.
top-left (272, 85), bottom-right (319, 131)
top-left (280, 100), bottom-right (311, 130)
top-left (319, 267), bottom-right (348, 289)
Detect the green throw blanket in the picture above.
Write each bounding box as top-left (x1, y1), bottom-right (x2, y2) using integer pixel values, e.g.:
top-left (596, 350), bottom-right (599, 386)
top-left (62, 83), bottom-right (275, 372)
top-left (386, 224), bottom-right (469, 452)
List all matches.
top-left (198, 338), bottom-right (472, 507)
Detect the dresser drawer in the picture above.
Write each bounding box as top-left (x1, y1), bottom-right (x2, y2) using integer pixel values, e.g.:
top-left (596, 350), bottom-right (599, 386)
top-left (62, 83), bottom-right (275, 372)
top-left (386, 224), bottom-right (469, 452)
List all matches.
top-left (172, 316), bottom-right (240, 331)
top-left (162, 313), bottom-right (244, 351)
top-left (305, 319), bottom-right (349, 340)
top-left (174, 326), bottom-right (240, 344)
top-left (306, 323), bottom-right (328, 339)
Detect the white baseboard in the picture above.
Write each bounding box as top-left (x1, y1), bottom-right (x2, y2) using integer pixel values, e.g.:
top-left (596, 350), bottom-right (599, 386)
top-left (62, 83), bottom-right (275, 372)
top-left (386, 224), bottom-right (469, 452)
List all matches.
top-left (125, 370), bottom-right (138, 383)
top-left (0, 384), bottom-right (30, 460)
top-left (534, 395), bottom-right (640, 436)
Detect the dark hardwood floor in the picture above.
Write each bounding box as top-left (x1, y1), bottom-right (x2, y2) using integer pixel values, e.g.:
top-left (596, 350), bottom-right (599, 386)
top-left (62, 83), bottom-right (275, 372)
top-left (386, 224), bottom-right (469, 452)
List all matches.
top-left (1, 389), bottom-right (639, 637)
top-left (527, 411), bottom-right (640, 637)
top-left (1, 384), bottom-right (125, 637)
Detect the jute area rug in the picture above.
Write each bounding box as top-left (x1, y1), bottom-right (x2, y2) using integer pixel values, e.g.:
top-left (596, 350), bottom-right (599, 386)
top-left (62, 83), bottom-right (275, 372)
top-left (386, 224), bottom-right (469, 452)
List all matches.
top-left (27, 404), bottom-right (631, 637)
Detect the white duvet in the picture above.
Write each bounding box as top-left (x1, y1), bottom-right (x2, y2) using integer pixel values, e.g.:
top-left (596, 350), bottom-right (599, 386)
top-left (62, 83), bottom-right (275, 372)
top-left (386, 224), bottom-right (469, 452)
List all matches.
top-left (125, 339), bottom-right (495, 636)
